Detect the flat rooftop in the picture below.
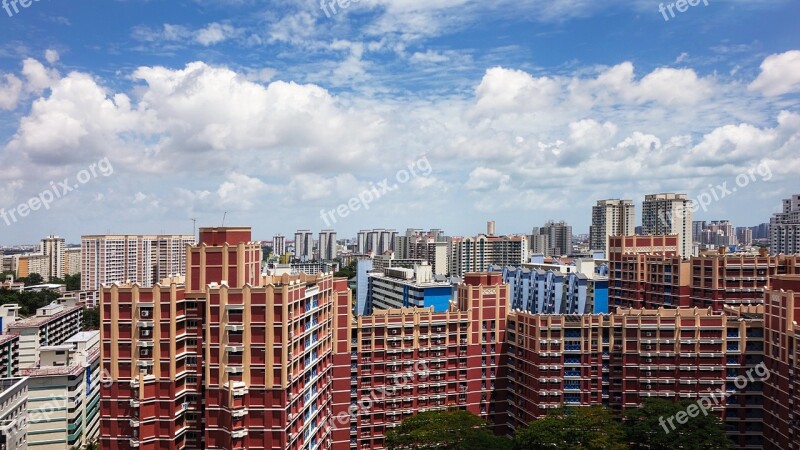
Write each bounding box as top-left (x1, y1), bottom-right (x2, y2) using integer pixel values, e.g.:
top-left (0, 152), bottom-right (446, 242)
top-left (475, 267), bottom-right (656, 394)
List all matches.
top-left (7, 305), bottom-right (83, 329)
top-left (66, 331), bottom-right (100, 344)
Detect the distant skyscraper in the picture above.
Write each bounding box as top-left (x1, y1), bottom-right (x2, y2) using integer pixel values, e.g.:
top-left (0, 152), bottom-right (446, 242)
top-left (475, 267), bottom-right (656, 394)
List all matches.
top-left (590, 199), bottom-right (635, 255)
top-left (487, 220), bottom-right (496, 236)
top-left (273, 234), bottom-right (286, 256)
top-left (318, 230), bottom-right (338, 260)
top-left (692, 221), bottom-right (707, 242)
top-left (294, 229), bottom-right (314, 261)
top-left (642, 193), bottom-right (693, 258)
top-left (736, 227), bottom-right (753, 246)
top-left (770, 194), bottom-right (800, 255)
top-left (81, 234), bottom-right (194, 291)
top-left (360, 229), bottom-right (396, 255)
top-left (530, 221), bottom-right (572, 257)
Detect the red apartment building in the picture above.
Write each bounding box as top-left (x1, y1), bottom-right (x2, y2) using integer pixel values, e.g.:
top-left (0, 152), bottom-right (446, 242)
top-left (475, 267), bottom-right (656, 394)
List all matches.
top-left (608, 235), bottom-right (691, 309)
top-left (507, 306), bottom-right (767, 449)
top-left (691, 252), bottom-right (800, 311)
top-left (331, 272), bottom-right (509, 449)
top-left (99, 227), bottom-right (800, 450)
top-left (100, 227), bottom-right (348, 450)
top-left (762, 275), bottom-right (800, 450)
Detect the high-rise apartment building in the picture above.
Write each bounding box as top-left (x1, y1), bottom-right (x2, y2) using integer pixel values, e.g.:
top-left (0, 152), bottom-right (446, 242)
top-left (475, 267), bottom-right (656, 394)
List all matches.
top-left (770, 194), bottom-right (800, 255)
top-left (331, 272), bottom-right (510, 448)
top-left (318, 229), bottom-right (338, 261)
top-left (762, 275), bottom-right (800, 450)
top-left (530, 221), bottom-right (573, 257)
top-left (80, 234), bottom-right (195, 291)
top-left (360, 229), bottom-right (397, 255)
top-left (394, 230), bottom-right (451, 276)
top-left (642, 193), bottom-right (693, 258)
top-left (294, 229), bottom-right (314, 261)
top-left (690, 251), bottom-right (800, 311)
top-left (100, 227), bottom-right (347, 450)
top-left (450, 235), bottom-right (528, 276)
top-left (39, 235), bottom-right (65, 281)
top-left (590, 199), bottom-right (636, 255)
top-left (273, 234), bottom-right (286, 256)
top-left (63, 247), bottom-right (81, 276)
top-left (736, 227), bottom-right (754, 246)
top-left (608, 235), bottom-right (691, 309)
top-left (0, 333), bottom-right (20, 377)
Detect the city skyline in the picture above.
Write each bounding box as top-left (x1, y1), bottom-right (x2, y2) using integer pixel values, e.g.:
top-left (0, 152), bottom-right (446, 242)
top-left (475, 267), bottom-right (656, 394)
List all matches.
top-left (0, 2), bottom-right (799, 243)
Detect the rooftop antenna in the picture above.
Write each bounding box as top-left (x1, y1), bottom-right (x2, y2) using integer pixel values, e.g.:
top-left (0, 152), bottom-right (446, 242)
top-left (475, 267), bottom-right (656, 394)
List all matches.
top-left (222, 212), bottom-right (228, 227)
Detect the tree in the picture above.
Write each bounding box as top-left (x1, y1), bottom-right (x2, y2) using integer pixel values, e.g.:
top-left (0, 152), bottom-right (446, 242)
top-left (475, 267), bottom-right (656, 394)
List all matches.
top-left (83, 308), bottom-right (100, 330)
top-left (0, 288), bottom-right (59, 316)
top-left (21, 273), bottom-right (44, 286)
top-left (386, 410), bottom-right (512, 450)
top-left (334, 261), bottom-right (357, 279)
top-left (625, 399), bottom-right (731, 450)
top-left (65, 273), bottom-right (81, 291)
top-left (514, 406), bottom-right (628, 450)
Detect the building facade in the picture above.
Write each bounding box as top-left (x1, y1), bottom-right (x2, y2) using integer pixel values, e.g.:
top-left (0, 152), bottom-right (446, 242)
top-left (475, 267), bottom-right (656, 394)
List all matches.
top-left (21, 331), bottom-right (101, 450)
top-left (770, 194), bottom-right (800, 255)
top-left (7, 303), bottom-right (84, 369)
top-left (318, 230), bottom-right (338, 261)
top-left (100, 227), bottom-right (347, 450)
top-left (81, 235), bottom-right (195, 292)
top-left (530, 221), bottom-right (573, 257)
top-left (450, 235), bottom-right (528, 276)
top-left (273, 234), bottom-right (286, 256)
top-left (762, 275), bottom-right (800, 450)
top-left (642, 193), bottom-right (694, 258)
top-left (367, 264), bottom-right (454, 313)
top-left (590, 199), bottom-right (636, 256)
top-left (0, 377), bottom-right (29, 450)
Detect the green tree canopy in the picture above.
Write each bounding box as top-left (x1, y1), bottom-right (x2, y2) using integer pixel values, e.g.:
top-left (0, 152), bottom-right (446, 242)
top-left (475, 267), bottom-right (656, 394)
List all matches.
top-left (625, 399), bottom-right (731, 450)
top-left (386, 410), bottom-right (511, 450)
top-left (514, 406), bottom-right (628, 450)
top-left (21, 273), bottom-right (44, 286)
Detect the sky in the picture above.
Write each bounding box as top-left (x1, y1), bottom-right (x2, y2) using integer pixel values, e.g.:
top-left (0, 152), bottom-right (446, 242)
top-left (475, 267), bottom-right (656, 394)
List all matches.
top-left (0, 0), bottom-right (799, 244)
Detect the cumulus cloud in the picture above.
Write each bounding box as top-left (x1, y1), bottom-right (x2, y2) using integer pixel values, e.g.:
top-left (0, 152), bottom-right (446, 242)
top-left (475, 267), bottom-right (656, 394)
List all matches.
top-left (749, 50), bottom-right (800, 96)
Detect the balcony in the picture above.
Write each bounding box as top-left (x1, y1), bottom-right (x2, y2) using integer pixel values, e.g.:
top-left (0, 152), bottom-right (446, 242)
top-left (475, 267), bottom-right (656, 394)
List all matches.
top-left (232, 382), bottom-right (249, 396)
top-left (231, 429), bottom-right (248, 439)
top-left (130, 418), bottom-right (140, 427)
top-left (130, 399), bottom-right (140, 408)
top-left (226, 324), bottom-right (245, 332)
top-left (129, 439), bottom-right (140, 448)
top-left (232, 408), bottom-right (249, 418)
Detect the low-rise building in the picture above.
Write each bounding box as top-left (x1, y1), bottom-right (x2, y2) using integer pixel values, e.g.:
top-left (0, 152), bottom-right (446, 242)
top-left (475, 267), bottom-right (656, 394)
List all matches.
top-left (0, 377), bottom-right (29, 450)
top-left (7, 303), bottom-right (84, 369)
top-left (367, 263), bottom-right (454, 313)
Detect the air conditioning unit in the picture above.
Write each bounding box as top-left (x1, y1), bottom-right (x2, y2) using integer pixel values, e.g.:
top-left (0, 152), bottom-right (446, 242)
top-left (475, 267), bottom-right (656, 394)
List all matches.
top-left (141, 310), bottom-right (151, 318)
top-left (142, 330), bottom-right (151, 337)
top-left (141, 349), bottom-right (151, 357)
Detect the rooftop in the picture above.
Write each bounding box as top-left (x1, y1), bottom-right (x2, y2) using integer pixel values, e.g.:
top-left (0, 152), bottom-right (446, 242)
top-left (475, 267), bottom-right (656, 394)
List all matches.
top-left (21, 348), bottom-right (99, 378)
top-left (66, 331), bottom-right (100, 344)
top-left (7, 304), bottom-right (83, 329)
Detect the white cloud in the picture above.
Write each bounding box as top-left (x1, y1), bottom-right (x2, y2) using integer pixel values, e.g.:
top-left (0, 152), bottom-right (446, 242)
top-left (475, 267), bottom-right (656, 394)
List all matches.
top-left (748, 50), bottom-right (800, 96)
top-left (195, 23), bottom-right (237, 46)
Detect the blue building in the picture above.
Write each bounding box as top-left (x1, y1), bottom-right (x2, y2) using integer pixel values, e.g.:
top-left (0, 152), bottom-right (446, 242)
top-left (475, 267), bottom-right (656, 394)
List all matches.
top-left (491, 257), bottom-right (609, 314)
top-left (365, 263), bottom-right (455, 314)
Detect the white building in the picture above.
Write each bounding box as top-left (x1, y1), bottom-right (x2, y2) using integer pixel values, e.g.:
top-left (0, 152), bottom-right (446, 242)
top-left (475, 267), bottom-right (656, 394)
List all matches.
top-left (449, 234), bottom-right (528, 276)
top-left (273, 234), bottom-right (286, 256)
top-left (7, 303), bottom-right (84, 369)
top-left (21, 331), bottom-right (101, 450)
top-left (642, 193), bottom-right (694, 258)
top-left (590, 199), bottom-right (636, 256)
top-left (0, 377), bottom-right (29, 450)
top-left (80, 234), bottom-right (195, 291)
top-left (770, 194), bottom-right (800, 255)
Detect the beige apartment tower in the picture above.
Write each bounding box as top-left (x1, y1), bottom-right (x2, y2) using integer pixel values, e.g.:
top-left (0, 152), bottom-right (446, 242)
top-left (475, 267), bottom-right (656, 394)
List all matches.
top-left (590, 199), bottom-right (636, 256)
top-left (642, 193), bottom-right (693, 258)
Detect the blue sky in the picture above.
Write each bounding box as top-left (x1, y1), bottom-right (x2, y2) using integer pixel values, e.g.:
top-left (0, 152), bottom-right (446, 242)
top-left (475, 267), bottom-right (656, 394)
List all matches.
top-left (1, 0), bottom-right (799, 244)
